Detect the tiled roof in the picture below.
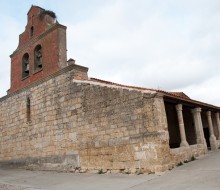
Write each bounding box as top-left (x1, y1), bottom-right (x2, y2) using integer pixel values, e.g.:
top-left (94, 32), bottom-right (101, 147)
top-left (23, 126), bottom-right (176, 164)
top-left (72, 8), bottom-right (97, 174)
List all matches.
top-left (90, 78), bottom-right (220, 110)
top-left (168, 92), bottom-right (190, 99)
top-left (90, 78), bottom-right (190, 100)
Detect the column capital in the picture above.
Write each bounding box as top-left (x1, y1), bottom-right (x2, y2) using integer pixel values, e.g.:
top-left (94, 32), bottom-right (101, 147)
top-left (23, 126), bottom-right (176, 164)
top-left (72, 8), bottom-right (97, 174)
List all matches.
top-left (175, 104), bottom-right (182, 111)
top-left (207, 111), bottom-right (211, 117)
top-left (215, 112), bottom-right (219, 117)
top-left (192, 107), bottom-right (202, 113)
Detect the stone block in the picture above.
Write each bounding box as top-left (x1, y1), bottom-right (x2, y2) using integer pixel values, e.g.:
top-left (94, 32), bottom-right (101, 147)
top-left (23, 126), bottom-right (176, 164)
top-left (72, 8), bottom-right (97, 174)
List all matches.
top-left (69, 132), bottom-right (77, 142)
top-left (113, 162), bottom-right (125, 169)
top-left (134, 151), bottom-right (146, 160)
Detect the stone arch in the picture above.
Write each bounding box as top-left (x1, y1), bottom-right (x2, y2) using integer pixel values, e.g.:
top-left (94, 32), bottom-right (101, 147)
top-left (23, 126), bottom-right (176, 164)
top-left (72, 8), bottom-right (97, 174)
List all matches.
top-left (34, 44), bottom-right (43, 71)
top-left (22, 53), bottom-right (30, 79)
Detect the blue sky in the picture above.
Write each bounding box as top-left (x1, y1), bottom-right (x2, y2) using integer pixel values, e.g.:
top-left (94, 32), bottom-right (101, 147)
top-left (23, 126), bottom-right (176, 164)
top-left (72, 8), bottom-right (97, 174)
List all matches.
top-left (1, 0), bottom-right (220, 105)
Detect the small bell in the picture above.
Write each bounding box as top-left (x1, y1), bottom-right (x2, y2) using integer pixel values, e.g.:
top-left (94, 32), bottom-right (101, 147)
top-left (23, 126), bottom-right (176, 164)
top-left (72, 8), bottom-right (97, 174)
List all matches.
top-left (25, 64), bottom-right (29, 73)
top-left (36, 49), bottom-right (42, 67)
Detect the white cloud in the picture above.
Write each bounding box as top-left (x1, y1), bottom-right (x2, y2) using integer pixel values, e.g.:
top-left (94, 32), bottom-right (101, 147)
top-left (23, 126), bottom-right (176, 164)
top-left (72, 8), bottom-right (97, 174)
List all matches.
top-left (66, 0), bottom-right (220, 105)
top-left (174, 76), bottom-right (220, 105)
top-left (1, 0), bottom-right (220, 106)
top-left (0, 15), bottom-right (22, 97)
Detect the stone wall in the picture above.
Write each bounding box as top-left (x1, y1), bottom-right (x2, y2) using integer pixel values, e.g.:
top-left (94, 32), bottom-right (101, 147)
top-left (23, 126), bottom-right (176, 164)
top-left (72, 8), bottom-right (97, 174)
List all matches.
top-left (170, 144), bottom-right (206, 167)
top-left (0, 67), bottom-right (170, 174)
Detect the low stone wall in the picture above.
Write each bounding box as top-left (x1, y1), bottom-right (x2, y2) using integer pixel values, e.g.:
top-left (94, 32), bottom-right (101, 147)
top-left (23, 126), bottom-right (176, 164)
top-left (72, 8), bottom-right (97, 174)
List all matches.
top-left (170, 144), bottom-right (207, 167)
top-left (0, 154), bottom-right (80, 172)
top-left (216, 140), bottom-right (220, 148)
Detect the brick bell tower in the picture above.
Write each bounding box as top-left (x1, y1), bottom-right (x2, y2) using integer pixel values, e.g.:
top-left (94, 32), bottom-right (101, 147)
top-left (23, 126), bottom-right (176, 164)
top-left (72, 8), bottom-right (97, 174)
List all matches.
top-left (9, 5), bottom-right (67, 93)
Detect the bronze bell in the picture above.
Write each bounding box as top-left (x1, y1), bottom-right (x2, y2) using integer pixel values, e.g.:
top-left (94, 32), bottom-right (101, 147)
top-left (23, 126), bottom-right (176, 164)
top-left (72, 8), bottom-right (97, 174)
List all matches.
top-left (25, 64), bottom-right (29, 73)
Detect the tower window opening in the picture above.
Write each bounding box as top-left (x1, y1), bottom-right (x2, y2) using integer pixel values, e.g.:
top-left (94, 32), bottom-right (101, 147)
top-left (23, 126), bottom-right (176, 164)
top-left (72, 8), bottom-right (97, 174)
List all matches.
top-left (34, 44), bottom-right (43, 71)
top-left (30, 26), bottom-right (34, 37)
top-left (22, 53), bottom-right (30, 79)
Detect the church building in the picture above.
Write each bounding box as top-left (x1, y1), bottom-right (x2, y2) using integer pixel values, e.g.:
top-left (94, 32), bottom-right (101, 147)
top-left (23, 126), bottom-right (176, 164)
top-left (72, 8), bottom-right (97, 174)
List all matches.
top-left (0, 6), bottom-right (220, 174)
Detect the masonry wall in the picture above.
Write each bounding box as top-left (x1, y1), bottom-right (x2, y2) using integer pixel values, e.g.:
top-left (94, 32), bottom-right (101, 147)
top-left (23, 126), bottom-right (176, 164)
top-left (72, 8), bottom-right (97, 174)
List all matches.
top-left (0, 69), bottom-right (170, 174)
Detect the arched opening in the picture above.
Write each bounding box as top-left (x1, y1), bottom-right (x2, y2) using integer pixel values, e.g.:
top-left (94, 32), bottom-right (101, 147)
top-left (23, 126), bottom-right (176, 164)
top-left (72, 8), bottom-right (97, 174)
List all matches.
top-left (22, 53), bottom-right (30, 79)
top-left (34, 44), bottom-right (43, 71)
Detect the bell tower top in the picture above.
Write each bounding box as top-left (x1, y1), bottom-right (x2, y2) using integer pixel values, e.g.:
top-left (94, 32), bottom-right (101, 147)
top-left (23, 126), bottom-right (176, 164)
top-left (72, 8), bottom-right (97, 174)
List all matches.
top-left (17, 5), bottom-right (57, 49)
top-left (9, 5), bottom-right (67, 94)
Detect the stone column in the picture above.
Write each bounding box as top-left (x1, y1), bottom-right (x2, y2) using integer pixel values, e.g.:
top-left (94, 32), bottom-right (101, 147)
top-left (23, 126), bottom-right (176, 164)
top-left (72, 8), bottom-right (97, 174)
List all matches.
top-left (198, 110), bottom-right (208, 151)
top-left (176, 104), bottom-right (189, 147)
top-left (192, 108), bottom-right (204, 144)
top-left (215, 112), bottom-right (220, 140)
top-left (207, 111), bottom-right (218, 150)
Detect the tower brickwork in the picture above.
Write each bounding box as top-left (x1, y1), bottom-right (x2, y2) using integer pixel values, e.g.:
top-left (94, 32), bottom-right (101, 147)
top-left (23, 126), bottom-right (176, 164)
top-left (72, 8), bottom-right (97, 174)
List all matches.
top-left (10, 5), bottom-right (67, 93)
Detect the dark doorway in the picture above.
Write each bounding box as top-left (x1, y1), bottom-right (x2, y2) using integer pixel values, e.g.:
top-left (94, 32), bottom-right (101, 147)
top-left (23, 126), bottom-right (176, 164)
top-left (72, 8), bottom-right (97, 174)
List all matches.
top-left (164, 102), bottom-right (181, 148)
top-left (183, 106), bottom-right (197, 145)
top-left (203, 128), bottom-right (211, 149)
top-left (201, 111), bottom-right (211, 150)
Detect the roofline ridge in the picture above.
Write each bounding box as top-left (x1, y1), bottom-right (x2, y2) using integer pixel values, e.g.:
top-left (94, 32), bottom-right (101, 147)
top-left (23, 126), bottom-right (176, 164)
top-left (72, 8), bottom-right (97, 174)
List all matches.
top-left (27, 5), bottom-right (45, 15)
